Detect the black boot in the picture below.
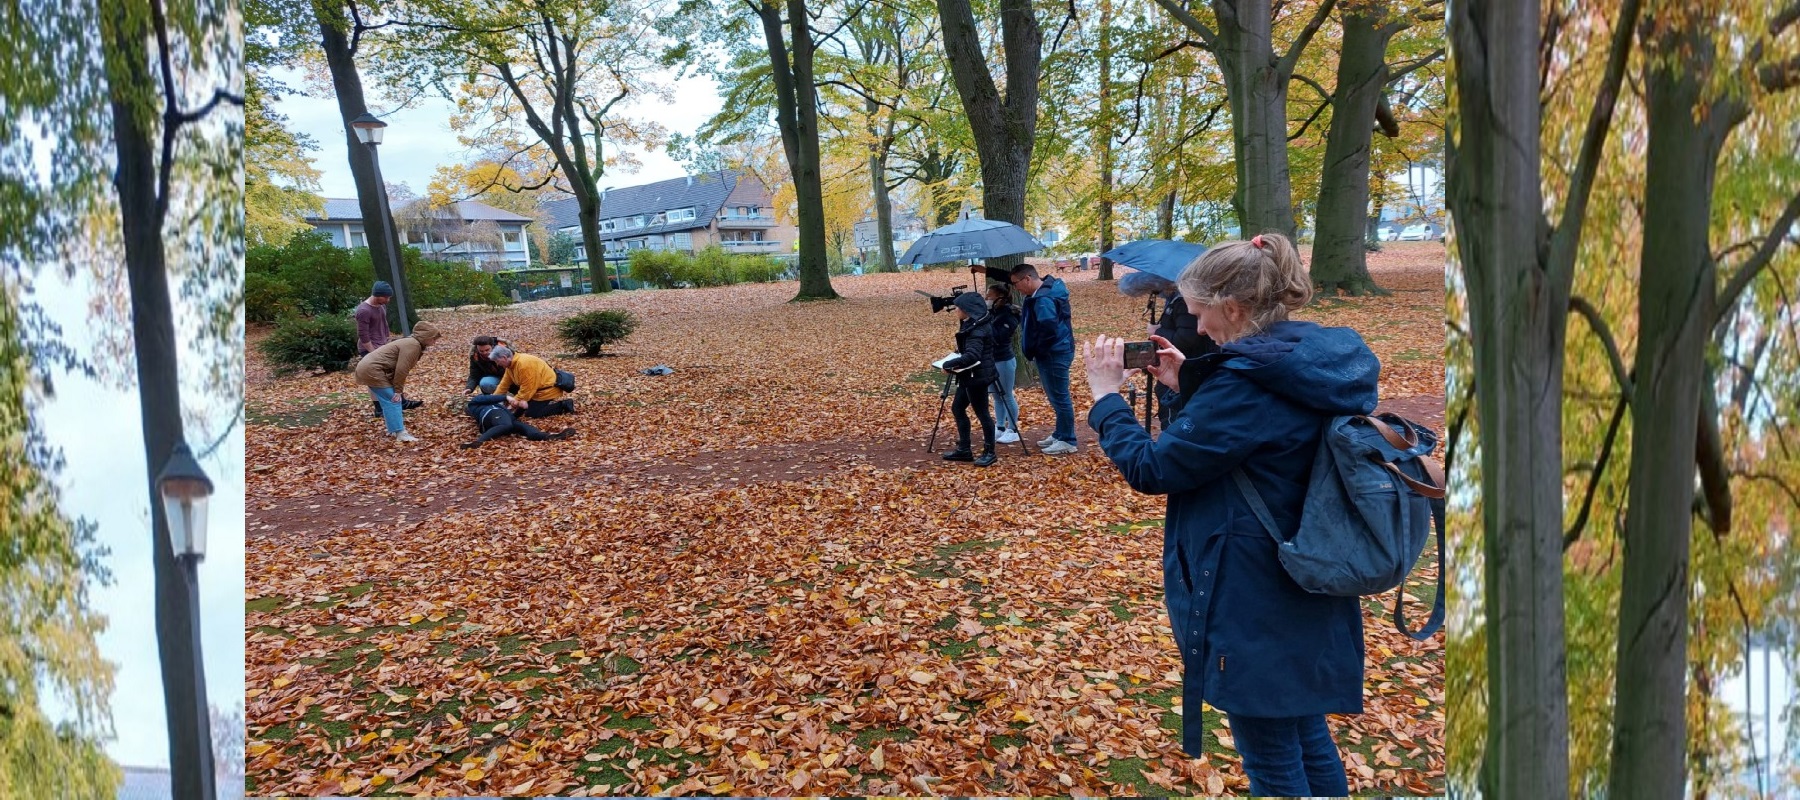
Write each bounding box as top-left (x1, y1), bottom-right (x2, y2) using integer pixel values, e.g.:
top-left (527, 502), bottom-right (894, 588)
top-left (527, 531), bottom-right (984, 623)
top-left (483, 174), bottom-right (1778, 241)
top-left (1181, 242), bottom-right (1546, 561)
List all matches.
top-left (941, 446), bottom-right (973, 462)
top-left (371, 401), bottom-right (383, 416)
top-left (973, 450), bottom-right (997, 467)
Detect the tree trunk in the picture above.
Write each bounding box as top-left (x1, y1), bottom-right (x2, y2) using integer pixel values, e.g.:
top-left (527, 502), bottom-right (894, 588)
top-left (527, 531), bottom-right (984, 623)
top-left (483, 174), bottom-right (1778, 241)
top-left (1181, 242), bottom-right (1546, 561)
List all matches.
top-left (1159, 189), bottom-right (1176, 239)
top-left (99, 2), bottom-right (215, 798)
top-left (1095, 0), bottom-right (1116, 281)
top-left (1311, 6), bottom-right (1394, 296)
top-left (1607, 22), bottom-right (1721, 799)
top-left (316, 1), bottom-right (415, 330)
top-left (937, 0), bottom-right (1042, 272)
top-left (1213, 0), bottom-right (1297, 240)
top-left (1449, 0), bottom-right (1573, 796)
top-left (868, 98), bottom-right (898, 272)
top-left (759, 0), bottom-right (838, 300)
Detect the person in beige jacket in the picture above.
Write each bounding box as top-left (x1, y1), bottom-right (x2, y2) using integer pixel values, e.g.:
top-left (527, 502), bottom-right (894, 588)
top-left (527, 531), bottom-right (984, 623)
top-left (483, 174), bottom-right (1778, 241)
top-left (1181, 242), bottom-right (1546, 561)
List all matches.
top-left (354, 321), bottom-right (442, 441)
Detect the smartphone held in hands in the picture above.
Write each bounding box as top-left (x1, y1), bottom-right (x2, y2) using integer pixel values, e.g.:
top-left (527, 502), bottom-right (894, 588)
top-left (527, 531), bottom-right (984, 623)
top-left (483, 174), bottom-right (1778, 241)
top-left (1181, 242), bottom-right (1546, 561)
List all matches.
top-left (1123, 340), bottom-right (1158, 370)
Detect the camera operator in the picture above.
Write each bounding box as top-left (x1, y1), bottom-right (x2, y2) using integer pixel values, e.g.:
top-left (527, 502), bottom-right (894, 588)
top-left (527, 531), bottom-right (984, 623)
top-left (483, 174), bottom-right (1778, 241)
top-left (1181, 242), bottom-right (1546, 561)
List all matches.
top-left (1119, 271), bottom-right (1219, 429)
top-left (939, 292), bottom-right (1000, 466)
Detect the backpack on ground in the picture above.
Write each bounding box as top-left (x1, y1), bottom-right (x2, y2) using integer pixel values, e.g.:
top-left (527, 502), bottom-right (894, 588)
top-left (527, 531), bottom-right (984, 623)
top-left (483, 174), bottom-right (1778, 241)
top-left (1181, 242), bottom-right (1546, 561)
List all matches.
top-left (554, 368), bottom-right (576, 392)
top-left (1232, 412), bottom-right (1446, 640)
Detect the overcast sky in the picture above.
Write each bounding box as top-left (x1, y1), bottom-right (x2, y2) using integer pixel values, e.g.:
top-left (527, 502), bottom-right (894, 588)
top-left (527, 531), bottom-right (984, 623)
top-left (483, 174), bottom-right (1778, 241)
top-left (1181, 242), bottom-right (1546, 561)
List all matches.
top-left (266, 67), bottom-right (725, 202)
top-left (34, 270), bottom-right (244, 769)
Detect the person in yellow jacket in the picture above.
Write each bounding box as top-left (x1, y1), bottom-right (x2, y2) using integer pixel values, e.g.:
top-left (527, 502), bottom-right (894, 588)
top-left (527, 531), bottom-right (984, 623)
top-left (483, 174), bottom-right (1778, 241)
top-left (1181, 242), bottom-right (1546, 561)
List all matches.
top-left (354, 321), bottom-right (443, 441)
top-left (489, 345), bottom-right (575, 418)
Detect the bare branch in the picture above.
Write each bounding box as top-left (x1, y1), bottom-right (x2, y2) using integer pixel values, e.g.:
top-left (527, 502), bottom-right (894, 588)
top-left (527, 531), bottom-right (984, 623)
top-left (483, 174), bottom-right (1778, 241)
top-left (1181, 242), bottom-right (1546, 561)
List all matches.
top-left (1760, 55), bottom-right (1800, 93)
top-left (1290, 72), bottom-right (1331, 102)
top-left (1565, 391), bottom-right (1629, 551)
top-left (169, 88), bottom-right (244, 125)
top-left (197, 406), bottom-right (243, 460)
top-left (1546, 0), bottom-right (1642, 284)
top-left (1696, 370), bottom-right (1730, 538)
top-left (1148, 0), bottom-right (1217, 49)
top-left (1387, 48), bottom-right (1445, 83)
top-left (1713, 188), bottom-right (1800, 331)
top-left (1287, 99), bottom-right (1330, 141)
top-left (1570, 295), bottom-right (1633, 401)
top-left (1278, 0), bottom-right (1339, 77)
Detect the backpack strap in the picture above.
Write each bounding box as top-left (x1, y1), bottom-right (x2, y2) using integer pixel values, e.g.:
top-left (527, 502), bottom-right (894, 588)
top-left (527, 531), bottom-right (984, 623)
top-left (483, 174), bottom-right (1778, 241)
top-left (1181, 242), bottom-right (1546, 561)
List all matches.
top-left (1231, 469), bottom-right (1283, 542)
top-left (1394, 495), bottom-right (1446, 640)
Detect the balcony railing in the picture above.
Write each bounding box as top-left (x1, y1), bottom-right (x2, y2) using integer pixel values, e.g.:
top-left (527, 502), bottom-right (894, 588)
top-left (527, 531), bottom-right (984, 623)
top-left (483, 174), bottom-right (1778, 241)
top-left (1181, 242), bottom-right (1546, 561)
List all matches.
top-left (720, 240), bottom-right (782, 251)
top-left (717, 213), bottom-right (777, 229)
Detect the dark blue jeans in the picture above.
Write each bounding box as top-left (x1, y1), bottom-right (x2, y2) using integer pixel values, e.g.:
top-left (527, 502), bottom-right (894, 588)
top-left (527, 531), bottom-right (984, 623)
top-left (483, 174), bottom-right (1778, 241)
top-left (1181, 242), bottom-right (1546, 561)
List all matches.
top-left (1035, 351), bottom-right (1075, 444)
top-left (1225, 712), bottom-right (1349, 796)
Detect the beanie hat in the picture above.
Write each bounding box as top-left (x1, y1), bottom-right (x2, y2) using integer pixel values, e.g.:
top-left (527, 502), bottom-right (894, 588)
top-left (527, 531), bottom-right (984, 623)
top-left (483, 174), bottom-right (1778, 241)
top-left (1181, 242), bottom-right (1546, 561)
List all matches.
top-left (411, 320), bottom-right (442, 346)
top-left (372, 281), bottom-right (394, 297)
top-left (953, 291), bottom-right (988, 318)
top-left (478, 376), bottom-right (500, 394)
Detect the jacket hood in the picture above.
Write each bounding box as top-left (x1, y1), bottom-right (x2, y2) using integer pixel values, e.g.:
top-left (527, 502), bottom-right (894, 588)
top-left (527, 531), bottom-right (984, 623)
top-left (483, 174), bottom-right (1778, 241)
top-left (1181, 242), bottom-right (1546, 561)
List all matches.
top-left (411, 321), bottom-right (442, 347)
top-left (1217, 320), bottom-right (1378, 415)
top-left (1035, 275), bottom-right (1069, 301)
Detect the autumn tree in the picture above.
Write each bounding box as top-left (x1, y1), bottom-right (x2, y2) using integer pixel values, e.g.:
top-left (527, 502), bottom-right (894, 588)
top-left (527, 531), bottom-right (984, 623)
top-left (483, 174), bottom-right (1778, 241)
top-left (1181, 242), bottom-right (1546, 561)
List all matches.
top-left (934, 0), bottom-right (1042, 269)
top-left (245, 71), bottom-right (325, 247)
top-left (1309, 0), bottom-right (1442, 295)
top-left (386, 0), bottom-right (676, 293)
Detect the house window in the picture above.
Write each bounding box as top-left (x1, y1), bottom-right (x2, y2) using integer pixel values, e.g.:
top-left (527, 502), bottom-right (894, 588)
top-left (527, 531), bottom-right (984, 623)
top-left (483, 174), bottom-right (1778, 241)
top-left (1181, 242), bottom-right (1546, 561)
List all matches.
top-left (405, 230), bottom-right (426, 244)
top-left (502, 230), bottom-right (522, 248)
top-left (668, 207), bottom-right (695, 223)
top-left (629, 215), bottom-right (646, 229)
top-left (349, 229), bottom-right (368, 248)
top-left (601, 219), bottom-right (617, 232)
top-left (672, 232), bottom-right (693, 250)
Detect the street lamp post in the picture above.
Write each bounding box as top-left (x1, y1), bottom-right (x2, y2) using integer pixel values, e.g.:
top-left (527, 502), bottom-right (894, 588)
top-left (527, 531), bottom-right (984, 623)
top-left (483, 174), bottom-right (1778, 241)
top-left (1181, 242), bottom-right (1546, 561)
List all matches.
top-left (350, 112), bottom-right (414, 335)
top-left (158, 441), bottom-right (215, 800)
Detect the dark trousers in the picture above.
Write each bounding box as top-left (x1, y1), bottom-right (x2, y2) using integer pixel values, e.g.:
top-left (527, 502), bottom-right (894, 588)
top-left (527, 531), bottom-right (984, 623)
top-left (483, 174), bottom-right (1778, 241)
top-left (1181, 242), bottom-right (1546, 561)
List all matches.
top-left (465, 408), bottom-right (552, 448)
top-left (951, 379), bottom-right (995, 452)
top-left (522, 398), bottom-right (575, 418)
top-left (1225, 712), bottom-right (1349, 796)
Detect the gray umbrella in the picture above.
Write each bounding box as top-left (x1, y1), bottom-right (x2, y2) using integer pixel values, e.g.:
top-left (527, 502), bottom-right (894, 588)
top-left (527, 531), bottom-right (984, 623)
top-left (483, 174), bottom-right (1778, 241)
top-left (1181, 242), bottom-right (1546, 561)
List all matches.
top-left (897, 218), bottom-right (1044, 264)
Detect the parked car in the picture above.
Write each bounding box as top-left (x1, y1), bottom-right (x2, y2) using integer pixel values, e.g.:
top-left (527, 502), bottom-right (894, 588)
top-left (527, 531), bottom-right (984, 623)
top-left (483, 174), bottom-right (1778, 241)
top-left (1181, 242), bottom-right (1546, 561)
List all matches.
top-left (1376, 225), bottom-right (1401, 241)
top-left (1398, 223), bottom-right (1436, 241)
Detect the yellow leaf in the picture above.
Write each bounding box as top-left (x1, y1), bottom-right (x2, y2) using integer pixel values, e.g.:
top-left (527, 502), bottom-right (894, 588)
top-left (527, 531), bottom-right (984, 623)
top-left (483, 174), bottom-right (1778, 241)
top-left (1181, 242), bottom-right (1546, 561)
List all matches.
top-left (272, 677), bottom-right (292, 689)
top-left (358, 732), bottom-right (379, 744)
top-left (908, 670), bottom-right (936, 685)
top-left (741, 749), bottom-right (770, 770)
top-left (1415, 696), bottom-right (1431, 707)
top-left (870, 745), bottom-right (885, 770)
top-left (1012, 710), bottom-right (1035, 724)
top-left (820, 752), bottom-right (841, 768)
top-left (369, 775), bottom-right (387, 787)
top-left (464, 767), bottom-right (485, 781)
top-left (340, 776), bottom-right (363, 793)
top-left (247, 744), bottom-right (273, 757)
top-left (1206, 774), bottom-right (1225, 794)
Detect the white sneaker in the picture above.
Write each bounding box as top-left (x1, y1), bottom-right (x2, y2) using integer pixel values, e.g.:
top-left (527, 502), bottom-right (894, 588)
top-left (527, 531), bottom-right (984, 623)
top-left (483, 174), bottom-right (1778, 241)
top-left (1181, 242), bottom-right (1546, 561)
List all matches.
top-left (394, 430), bottom-right (419, 442)
top-left (1041, 440), bottom-right (1077, 455)
top-left (996, 429), bottom-right (1020, 444)
top-left (1037, 435), bottom-right (1059, 448)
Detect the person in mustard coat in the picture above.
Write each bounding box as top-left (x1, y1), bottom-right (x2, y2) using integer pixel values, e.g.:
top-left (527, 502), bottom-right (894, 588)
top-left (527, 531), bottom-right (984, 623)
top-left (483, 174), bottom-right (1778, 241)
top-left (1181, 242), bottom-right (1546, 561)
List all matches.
top-left (489, 346), bottom-right (574, 418)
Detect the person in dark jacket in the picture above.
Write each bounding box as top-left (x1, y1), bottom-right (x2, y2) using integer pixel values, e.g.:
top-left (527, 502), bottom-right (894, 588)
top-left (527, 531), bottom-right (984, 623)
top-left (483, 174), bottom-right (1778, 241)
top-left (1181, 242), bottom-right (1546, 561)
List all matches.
top-left (1152, 289), bottom-right (1218, 429)
top-left (1082, 233), bottom-right (1373, 796)
top-left (940, 291), bottom-right (999, 466)
top-left (984, 285), bottom-right (1023, 443)
top-left (461, 377), bottom-right (576, 448)
top-left (1010, 264), bottom-right (1077, 454)
top-left (464, 336), bottom-right (509, 394)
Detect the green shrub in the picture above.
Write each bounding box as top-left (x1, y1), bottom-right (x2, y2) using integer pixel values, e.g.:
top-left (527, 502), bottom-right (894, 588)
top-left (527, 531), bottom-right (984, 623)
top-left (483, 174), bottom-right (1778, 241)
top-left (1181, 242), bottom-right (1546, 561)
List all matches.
top-left (628, 250), bottom-right (684, 288)
top-left (733, 254), bottom-right (786, 283)
top-left (556, 309), bottom-right (637, 356)
top-left (403, 255), bottom-right (509, 309)
top-left (245, 272), bottom-right (296, 324)
top-left (683, 247), bottom-right (738, 287)
top-left (258, 314), bottom-right (359, 375)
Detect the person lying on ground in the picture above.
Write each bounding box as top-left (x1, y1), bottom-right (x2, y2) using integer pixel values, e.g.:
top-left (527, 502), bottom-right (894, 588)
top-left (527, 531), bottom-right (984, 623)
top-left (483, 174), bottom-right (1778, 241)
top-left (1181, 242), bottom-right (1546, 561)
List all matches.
top-left (489, 345), bottom-right (575, 418)
top-left (461, 377), bottom-right (575, 449)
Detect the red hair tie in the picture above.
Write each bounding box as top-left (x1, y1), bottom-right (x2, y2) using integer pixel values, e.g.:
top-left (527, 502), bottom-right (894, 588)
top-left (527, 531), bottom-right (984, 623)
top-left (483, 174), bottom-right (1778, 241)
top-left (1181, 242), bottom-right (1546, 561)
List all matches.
top-left (1250, 234), bottom-right (1264, 248)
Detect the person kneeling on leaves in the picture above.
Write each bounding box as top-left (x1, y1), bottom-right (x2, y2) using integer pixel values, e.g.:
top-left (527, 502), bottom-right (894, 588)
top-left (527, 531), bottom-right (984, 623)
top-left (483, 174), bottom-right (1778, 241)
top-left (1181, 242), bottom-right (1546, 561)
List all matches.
top-left (488, 345), bottom-right (575, 417)
top-left (462, 377), bottom-right (575, 449)
top-left (941, 292), bottom-right (999, 467)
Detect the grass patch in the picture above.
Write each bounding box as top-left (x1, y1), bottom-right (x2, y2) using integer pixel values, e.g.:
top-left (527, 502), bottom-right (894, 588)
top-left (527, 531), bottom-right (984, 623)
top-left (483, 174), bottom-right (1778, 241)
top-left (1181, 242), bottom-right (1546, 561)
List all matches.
top-left (934, 539), bottom-right (1003, 557)
top-left (540, 638), bottom-right (583, 654)
top-left (602, 712), bottom-right (657, 731)
top-left (852, 726), bottom-right (917, 747)
top-left (1394, 348), bottom-right (1432, 361)
top-left (606, 654), bottom-right (643, 675)
top-left (933, 638), bottom-right (978, 658)
top-left (245, 596), bottom-right (285, 613)
top-left (495, 669), bottom-right (556, 683)
top-left (1109, 600), bottom-right (1136, 621)
top-left (249, 625), bottom-right (292, 639)
top-left (1104, 757), bottom-right (1151, 790)
top-left (247, 396), bottom-right (352, 428)
top-left (260, 724), bottom-right (295, 742)
top-left (989, 733), bottom-right (1027, 750)
top-left (496, 635), bottom-right (531, 655)
top-left (1103, 518), bottom-right (1164, 535)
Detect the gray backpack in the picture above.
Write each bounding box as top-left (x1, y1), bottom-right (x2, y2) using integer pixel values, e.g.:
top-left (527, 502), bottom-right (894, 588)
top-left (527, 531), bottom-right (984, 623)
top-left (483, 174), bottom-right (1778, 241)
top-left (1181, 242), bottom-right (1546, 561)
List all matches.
top-left (1233, 412), bottom-right (1446, 640)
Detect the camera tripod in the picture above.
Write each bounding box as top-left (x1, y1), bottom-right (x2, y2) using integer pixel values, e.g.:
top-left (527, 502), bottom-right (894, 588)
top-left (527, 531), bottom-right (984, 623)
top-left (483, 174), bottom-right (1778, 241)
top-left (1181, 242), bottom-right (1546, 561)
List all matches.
top-left (926, 372), bottom-right (1029, 454)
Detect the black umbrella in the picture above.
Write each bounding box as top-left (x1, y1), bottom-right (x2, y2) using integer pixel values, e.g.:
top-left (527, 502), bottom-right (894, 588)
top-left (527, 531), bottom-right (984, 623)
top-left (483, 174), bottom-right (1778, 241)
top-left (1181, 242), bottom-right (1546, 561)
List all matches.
top-left (898, 218), bottom-right (1044, 264)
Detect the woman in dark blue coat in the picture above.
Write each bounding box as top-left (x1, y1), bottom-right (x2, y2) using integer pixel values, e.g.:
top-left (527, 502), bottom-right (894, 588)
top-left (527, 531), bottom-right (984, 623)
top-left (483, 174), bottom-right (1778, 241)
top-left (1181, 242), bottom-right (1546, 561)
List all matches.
top-left (1081, 233), bottom-right (1378, 796)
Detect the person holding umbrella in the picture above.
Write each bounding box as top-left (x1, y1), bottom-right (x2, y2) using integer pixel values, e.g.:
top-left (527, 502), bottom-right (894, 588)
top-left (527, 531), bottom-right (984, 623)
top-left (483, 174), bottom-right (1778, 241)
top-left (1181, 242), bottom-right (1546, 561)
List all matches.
top-left (1010, 264), bottom-right (1077, 454)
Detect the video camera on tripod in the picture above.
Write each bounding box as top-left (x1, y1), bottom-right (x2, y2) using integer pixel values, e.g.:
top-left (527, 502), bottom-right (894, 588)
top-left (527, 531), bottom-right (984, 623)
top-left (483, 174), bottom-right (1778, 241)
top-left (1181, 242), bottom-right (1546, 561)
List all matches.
top-left (914, 285), bottom-right (970, 313)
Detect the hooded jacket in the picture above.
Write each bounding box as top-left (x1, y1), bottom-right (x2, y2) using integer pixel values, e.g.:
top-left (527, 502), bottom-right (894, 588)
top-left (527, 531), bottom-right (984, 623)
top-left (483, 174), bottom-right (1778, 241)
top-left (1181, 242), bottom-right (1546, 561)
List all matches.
top-left (354, 322), bottom-right (442, 392)
top-left (1019, 275), bottom-right (1073, 361)
top-left (495, 352), bottom-right (566, 403)
top-left (942, 309), bottom-right (998, 386)
top-left (1087, 320), bottom-right (1379, 754)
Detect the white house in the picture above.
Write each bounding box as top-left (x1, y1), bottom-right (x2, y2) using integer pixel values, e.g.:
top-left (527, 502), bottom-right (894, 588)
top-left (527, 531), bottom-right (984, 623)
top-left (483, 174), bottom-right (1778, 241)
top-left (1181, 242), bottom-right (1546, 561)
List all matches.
top-left (303, 198), bottom-right (535, 270)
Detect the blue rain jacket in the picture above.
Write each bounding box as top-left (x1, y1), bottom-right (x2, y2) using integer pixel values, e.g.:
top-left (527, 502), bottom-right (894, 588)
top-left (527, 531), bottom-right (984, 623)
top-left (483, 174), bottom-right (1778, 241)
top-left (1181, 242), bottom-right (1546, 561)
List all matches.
top-left (1087, 320), bottom-right (1380, 755)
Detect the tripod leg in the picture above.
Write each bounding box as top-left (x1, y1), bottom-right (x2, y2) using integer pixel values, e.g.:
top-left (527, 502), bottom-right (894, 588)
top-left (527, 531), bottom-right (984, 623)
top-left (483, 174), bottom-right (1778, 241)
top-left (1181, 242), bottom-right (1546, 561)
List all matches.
top-left (928, 374), bottom-right (953, 452)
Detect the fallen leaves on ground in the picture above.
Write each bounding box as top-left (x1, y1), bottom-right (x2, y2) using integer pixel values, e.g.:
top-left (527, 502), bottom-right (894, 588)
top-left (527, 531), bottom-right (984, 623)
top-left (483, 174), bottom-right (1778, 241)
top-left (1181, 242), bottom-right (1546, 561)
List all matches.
top-left (246, 243), bottom-right (1446, 796)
